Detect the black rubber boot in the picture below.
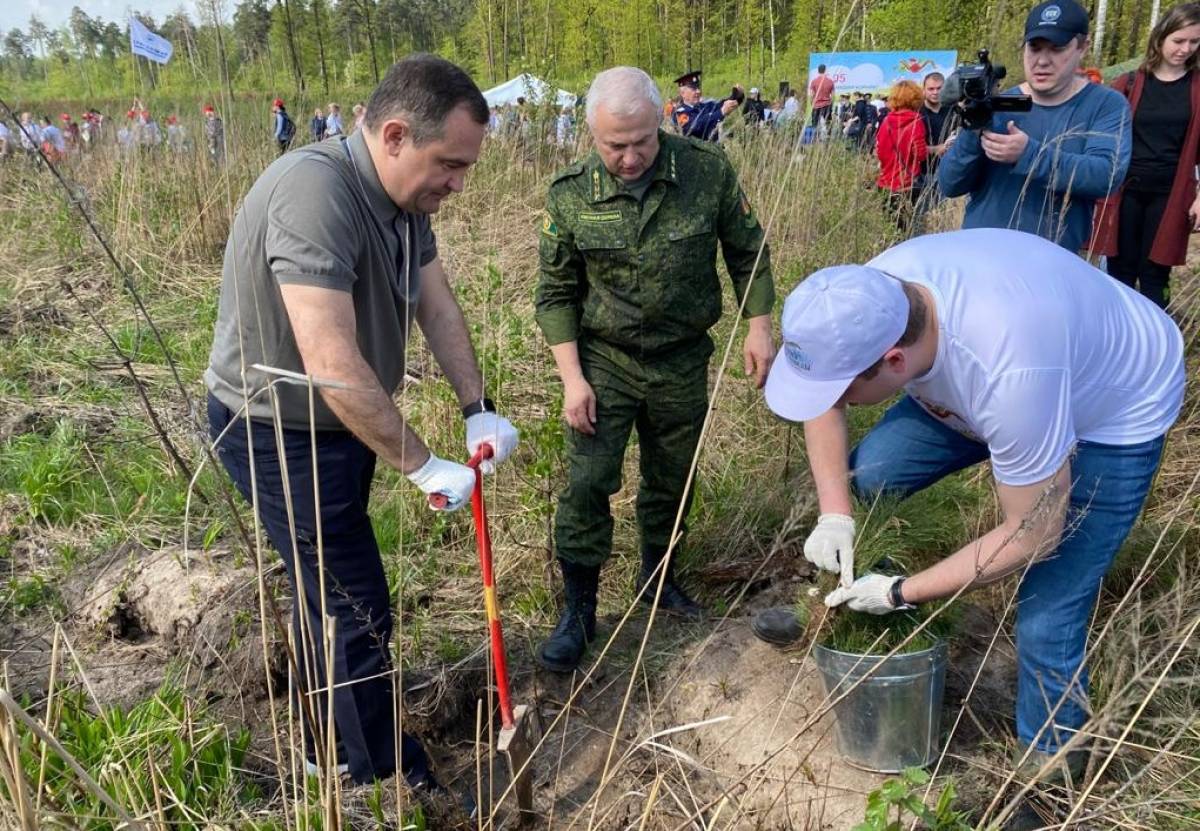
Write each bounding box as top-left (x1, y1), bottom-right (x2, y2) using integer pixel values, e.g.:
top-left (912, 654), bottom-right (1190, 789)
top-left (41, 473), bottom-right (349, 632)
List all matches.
top-left (536, 560), bottom-right (599, 673)
top-left (637, 551), bottom-right (704, 619)
top-left (751, 606), bottom-right (806, 646)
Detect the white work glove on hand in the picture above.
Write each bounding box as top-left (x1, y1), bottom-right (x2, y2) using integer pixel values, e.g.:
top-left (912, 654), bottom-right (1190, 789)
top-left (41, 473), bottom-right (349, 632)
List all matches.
top-left (406, 452), bottom-right (476, 512)
top-left (804, 513), bottom-right (856, 588)
top-left (465, 412), bottom-right (519, 475)
top-left (825, 574), bottom-right (904, 615)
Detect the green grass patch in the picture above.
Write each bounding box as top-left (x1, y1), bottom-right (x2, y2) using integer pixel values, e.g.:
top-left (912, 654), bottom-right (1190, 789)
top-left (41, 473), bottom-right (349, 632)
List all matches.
top-left (3, 572), bottom-right (62, 615)
top-left (12, 685), bottom-right (257, 829)
top-left (0, 416), bottom-right (220, 535)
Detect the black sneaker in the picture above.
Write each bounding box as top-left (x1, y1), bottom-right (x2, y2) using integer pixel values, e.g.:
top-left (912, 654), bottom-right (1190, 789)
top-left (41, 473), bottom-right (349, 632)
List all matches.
top-left (1001, 798), bottom-right (1049, 831)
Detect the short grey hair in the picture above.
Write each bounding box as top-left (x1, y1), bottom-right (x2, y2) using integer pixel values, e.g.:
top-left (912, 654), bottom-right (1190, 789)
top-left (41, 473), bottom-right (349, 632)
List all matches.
top-left (586, 66), bottom-right (662, 126)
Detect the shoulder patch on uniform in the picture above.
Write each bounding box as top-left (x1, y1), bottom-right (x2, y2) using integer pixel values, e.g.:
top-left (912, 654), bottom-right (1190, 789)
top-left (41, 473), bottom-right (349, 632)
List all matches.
top-left (542, 212), bottom-right (559, 237)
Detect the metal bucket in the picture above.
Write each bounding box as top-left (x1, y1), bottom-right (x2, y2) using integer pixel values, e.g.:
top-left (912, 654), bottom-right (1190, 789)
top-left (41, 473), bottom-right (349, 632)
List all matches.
top-left (812, 640), bottom-right (948, 772)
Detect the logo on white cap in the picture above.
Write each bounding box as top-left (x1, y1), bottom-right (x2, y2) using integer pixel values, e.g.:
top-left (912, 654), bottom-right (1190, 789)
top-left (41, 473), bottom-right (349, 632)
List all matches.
top-left (1041, 4), bottom-right (1062, 22)
top-left (764, 265), bottom-right (910, 423)
top-left (784, 342), bottom-right (812, 373)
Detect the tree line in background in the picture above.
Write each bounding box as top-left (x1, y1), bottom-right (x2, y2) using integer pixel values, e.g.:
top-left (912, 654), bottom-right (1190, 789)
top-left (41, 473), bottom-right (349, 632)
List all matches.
top-left (0, 0), bottom-right (1176, 103)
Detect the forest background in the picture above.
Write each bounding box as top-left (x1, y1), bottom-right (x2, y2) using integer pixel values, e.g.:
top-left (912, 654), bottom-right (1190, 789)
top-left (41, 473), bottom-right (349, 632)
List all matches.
top-left (0, 0), bottom-right (1169, 110)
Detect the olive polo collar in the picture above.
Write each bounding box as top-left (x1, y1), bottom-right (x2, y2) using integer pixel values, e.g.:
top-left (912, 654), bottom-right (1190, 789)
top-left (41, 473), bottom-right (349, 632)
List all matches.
top-left (344, 128), bottom-right (402, 223)
top-left (585, 130), bottom-right (679, 203)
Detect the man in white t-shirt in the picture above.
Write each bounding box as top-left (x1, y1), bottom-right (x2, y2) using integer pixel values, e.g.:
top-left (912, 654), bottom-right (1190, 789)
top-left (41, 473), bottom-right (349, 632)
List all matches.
top-left (762, 228), bottom-right (1184, 777)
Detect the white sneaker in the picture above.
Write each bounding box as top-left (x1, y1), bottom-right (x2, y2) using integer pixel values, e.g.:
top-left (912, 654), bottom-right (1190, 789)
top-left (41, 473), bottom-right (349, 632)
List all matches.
top-left (305, 759), bottom-right (349, 777)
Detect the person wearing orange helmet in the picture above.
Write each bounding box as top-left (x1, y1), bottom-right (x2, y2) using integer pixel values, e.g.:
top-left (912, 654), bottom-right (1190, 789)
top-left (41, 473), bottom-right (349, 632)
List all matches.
top-left (203, 104), bottom-right (224, 165)
top-left (166, 115), bottom-right (186, 154)
top-left (61, 113), bottom-right (81, 151)
top-left (272, 97), bottom-right (295, 154)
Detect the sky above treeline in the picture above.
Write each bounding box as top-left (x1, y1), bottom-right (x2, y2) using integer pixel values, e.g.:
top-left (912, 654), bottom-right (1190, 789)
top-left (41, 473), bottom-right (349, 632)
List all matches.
top-left (1, 1), bottom-right (229, 36)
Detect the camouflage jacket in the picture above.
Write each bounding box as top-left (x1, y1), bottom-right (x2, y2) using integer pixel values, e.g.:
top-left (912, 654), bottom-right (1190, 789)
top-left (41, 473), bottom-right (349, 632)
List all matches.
top-left (535, 131), bottom-right (774, 359)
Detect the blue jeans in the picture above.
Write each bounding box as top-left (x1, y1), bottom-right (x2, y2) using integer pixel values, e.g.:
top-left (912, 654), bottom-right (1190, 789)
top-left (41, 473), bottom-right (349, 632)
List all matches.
top-left (849, 396), bottom-right (1165, 752)
top-left (207, 393), bottom-right (430, 785)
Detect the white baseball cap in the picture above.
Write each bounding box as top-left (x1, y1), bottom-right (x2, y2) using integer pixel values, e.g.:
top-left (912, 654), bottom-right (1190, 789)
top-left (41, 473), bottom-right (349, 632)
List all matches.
top-left (765, 265), bottom-right (909, 422)
top-left (750, 87), bottom-right (760, 94)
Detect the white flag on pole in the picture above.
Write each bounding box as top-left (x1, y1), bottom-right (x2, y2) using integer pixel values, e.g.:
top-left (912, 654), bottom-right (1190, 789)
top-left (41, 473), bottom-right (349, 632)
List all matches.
top-left (129, 18), bottom-right (173, 64)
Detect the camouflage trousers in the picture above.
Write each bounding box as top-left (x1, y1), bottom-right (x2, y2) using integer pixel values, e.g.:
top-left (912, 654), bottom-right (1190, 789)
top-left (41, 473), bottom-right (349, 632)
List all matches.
top-left (554, 338), bottom-right (710, 569)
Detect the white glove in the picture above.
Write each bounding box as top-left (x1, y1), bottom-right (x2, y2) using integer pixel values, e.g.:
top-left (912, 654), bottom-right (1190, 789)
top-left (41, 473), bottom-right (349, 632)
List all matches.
top-left (465, 412), bottom-right (519, 475)
top-left (803, 513), bottom-right (856, 587)
top-left (406, 452), bottom-right (476, 512)
top-left (824, 574), bottom-right (904, 615)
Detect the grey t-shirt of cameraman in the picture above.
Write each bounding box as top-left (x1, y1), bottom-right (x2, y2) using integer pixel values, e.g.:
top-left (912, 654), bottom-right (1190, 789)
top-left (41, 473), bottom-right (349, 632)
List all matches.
top-left (205, 129), bottom-right (437, 431)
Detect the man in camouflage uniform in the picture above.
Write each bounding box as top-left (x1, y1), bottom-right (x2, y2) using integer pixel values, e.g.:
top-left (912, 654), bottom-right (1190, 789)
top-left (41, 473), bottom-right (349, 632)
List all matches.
top-left (535, 66), bottom-right (776, 672)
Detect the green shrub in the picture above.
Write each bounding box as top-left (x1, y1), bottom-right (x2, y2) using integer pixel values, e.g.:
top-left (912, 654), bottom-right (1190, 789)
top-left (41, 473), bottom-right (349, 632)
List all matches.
top-left (855, 768), bottom-right (970, 831)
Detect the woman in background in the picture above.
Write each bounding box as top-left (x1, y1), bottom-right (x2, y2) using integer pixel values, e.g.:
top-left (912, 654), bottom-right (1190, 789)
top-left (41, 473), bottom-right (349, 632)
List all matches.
top-left (875, 80), bottom-right (927, 231)
top-left (1093, 3), bottom-right (1200, 308)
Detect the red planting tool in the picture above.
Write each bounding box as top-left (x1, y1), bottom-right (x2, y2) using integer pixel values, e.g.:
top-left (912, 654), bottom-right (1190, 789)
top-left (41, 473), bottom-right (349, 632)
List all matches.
top-left (428, 444), bottom-right (537, 822)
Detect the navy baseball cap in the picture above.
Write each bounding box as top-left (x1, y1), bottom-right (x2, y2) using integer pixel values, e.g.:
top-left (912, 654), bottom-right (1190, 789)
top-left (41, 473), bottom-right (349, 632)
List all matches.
top-left (1024, 0), bottom-right (1089, 45)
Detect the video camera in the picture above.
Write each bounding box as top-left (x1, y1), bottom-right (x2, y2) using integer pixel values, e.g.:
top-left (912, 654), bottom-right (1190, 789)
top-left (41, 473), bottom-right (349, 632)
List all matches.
top-left (942, 49), bottom-right (1033, 130)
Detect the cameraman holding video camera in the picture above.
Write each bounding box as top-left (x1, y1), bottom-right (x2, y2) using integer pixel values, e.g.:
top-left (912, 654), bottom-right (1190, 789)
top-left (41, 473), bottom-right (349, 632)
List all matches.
top-left (939, 0), bottom-right (1131, 253)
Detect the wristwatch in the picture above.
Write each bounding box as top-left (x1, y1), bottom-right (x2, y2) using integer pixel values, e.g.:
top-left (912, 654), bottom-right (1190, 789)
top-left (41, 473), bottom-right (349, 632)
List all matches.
top-left (461, 397), bottom-right (496, 419)
top-left (890, 577), bottom-right (916, 610)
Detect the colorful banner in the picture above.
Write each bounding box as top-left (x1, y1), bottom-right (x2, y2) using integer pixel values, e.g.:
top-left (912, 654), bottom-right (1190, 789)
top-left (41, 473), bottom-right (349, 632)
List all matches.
top-left (129, 18), bottom-right (173, 65)
top-left (808, 51), bottom-right (958, 95)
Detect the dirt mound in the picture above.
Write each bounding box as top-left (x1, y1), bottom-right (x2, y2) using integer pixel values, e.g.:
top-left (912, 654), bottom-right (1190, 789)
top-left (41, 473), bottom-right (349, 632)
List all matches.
top-left (52, 543), bottom-right (281, 707)
top-left (656, 620), bottom-right (885, 829)
top-left (502, 603), bottom-right (1018, 829)
top-left (458, 611), bottom-right (884, 829)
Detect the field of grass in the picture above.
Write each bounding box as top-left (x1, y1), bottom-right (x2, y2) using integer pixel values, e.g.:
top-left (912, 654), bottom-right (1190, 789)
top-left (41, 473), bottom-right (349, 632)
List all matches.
top-left (1, 97), bottom-right (1198, 829)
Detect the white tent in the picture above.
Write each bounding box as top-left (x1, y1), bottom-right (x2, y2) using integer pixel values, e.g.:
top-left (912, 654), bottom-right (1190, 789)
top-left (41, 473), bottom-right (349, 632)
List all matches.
top-left (483, 74), bottom-right (577, 108)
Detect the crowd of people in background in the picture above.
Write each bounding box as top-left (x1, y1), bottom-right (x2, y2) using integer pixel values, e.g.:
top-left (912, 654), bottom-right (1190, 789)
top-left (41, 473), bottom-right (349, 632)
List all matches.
top-left (0, 94), bottom-right (376, 169)
top-left (783, 0), bottom-right (1199, 309)
top-left (0, 97), bottom-right (215, 162)
top-left (4, 0), bottom-right (1199, 310)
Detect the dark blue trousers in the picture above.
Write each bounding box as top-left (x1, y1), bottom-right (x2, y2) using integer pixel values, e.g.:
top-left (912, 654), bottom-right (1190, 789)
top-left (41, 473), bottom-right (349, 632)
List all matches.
top-left (207, 393), bottom-right (429, 785)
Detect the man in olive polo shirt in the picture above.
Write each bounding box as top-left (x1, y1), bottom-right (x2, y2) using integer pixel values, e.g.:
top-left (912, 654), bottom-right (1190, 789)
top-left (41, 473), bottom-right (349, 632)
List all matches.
top-left (205, 54), bottom-right (519, 788)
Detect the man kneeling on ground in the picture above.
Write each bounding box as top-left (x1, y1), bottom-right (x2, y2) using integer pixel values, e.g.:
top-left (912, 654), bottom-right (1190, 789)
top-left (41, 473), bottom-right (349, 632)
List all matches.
top-left (758, 228), bottom-right (1183, 794)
